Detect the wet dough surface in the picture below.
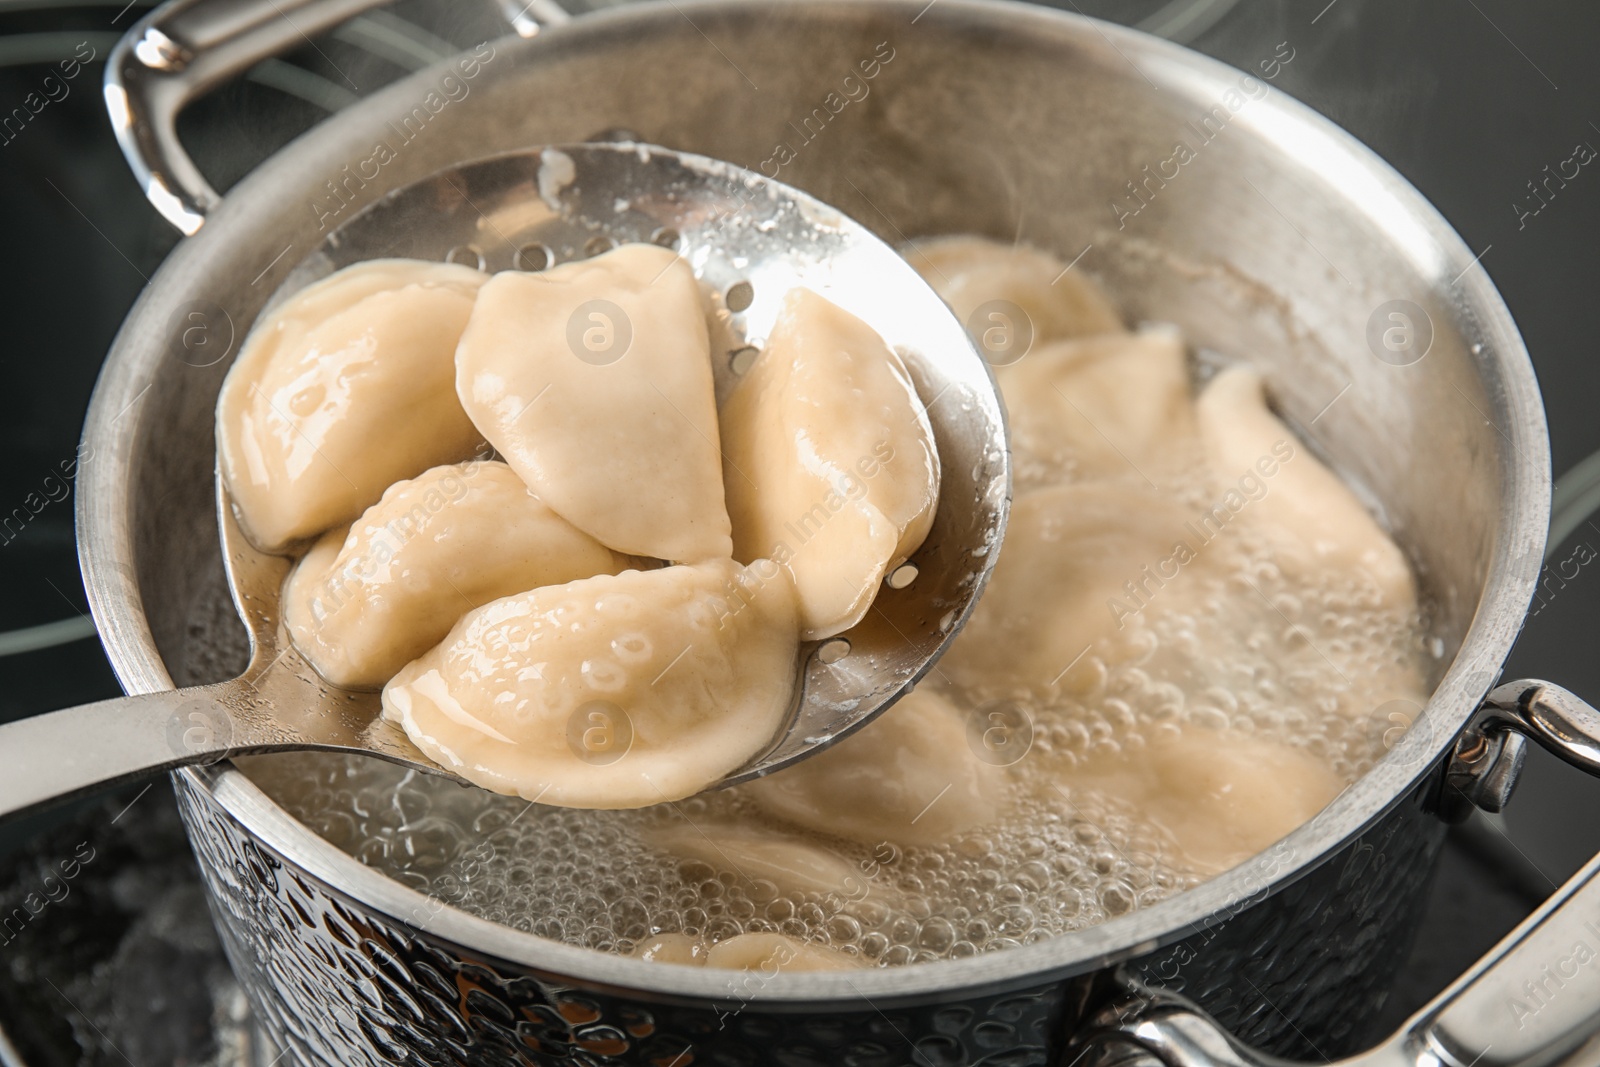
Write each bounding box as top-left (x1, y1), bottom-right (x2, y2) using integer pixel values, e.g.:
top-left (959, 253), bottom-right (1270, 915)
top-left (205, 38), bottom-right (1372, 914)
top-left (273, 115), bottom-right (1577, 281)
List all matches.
top-left (745, 687), bottom-right (1001, 848)
top-left (381, 558), bottom-right (799, 808)
top-left (720, 288), bottom-right (940, 639)
top-left (283, 461), bottom-right (628, 689)
top-left (218, 259), bottom-right (488, 551)
top-left (454, 243), bottom-right (732, 563)
top-left (910, 235), bottom-right (1124, 345)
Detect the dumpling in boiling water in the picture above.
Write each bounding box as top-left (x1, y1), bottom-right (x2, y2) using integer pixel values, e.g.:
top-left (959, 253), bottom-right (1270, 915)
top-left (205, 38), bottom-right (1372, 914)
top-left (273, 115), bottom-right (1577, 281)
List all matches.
top-left (704, 933), bottom-right (863, 972)
top-left (283, 461), bottom-right (630, 689)
top-left (381, 558), bottom-right (798, 808)
top-left (743, 687), bottom-right (1003, 848)
top-left (943, 483), bottom-right (1202, 697)
top-left (628, 931), bottom-right (862, 972)
top-left (217, 259), bottom-right (488, 552)
top-left (629, 933), bottom-right (705, 966)
top-left (1064, 722), bottom-right (1346, 876)
top-left (909, 235), bottom-right (1123, 351)
top-left (645, 821), bottom-right (874, 903)
top-left (998, 328), bottom-right (1196, 487)
top-left (454, 243), bottom-right (732, 563)
top-left (1195, 366), bottom-right (1414, 607)
top-left (720, 288), bottom-right (940, 640)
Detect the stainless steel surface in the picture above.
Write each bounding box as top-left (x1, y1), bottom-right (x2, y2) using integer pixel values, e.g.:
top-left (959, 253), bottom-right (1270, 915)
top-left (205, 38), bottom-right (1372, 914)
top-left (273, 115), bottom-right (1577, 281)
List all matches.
top-left (1080, 681), bottom-right (1600, 1067)
top-left (106, 0), bottom-right (395, 234)
top-left (0, 480), bottom-right (462, 822)
top-left (1478, 681), bottom-right (1600, 778)
top-left (1442, 726), bottom-right (1527, 817)
top-left (0, 136), bottom-right (1008, 821)
top-left (73, 0), bottom-right (1555, 1061)
top-left (493, 0), bottom-right (573, 37)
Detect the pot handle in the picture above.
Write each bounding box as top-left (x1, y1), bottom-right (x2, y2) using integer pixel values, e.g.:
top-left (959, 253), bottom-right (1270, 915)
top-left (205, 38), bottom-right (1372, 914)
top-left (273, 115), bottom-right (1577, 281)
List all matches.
top-left (1074, 678), bottom-right (1600, 1067)
top-left (105, 0), bottom-right (572, 235)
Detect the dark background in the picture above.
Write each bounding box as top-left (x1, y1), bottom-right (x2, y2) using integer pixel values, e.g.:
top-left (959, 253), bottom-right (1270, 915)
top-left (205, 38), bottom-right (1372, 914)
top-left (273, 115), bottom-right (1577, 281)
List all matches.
top-left (0, 0), bottom-right (1597, 1061)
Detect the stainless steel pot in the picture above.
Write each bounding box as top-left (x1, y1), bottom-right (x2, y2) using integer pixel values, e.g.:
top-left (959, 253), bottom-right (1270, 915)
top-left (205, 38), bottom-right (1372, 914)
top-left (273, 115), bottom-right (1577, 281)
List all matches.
top-left (77, 0), bottom-right (1600, 1064)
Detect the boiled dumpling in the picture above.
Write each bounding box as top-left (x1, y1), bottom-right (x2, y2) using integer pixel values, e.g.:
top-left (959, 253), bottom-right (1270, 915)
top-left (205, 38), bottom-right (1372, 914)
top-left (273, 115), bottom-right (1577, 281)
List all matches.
top-left (217, 259), bottom-right (487, 552)
top-left (283, 461), bottom-right (630, 689)
top-left (743, 687), bottom-right (1002, 847)
top-left (381, 558), bottom-right (797, 807)
top-left (720, 288), bottom-right (940, 640)
top-left (943, 483), bottom-right (1202, 697)
top-left (629, 933), bottom-right (706, 966)
top-left (998, 329), bottom-right (1196, 488)
top-left (1064, 723), bottom-right (1346, 875)
top-left (1195, 366), bottom-right (1414, 606)
top-left (646, 821), bottom-right (872, 901)
top-left (909, 235), bottom-right (1123, 351)
top-left (704, 933), bottom-right (863, 972)
top-left (629, 931), bottom-right (861, 971)
top-left (454, 243), bottom-right (731, 563)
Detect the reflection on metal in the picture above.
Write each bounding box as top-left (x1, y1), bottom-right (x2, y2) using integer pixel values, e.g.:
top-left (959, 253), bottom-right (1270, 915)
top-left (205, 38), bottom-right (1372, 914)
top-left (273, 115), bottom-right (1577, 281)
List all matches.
top-left (0, 615), bottom-right (98, 657)
top-left (1550, 447), bottom-right (1600, 555)
top-left (0, 31), bottom-right (118, 69)
top-left (497, 0), bottom-right (574, 37)
top-left (1136, 0), bottom-right (1243, 45)
top-left (244, 58), bottom-right (359, 110)
top-left (332, 11), bottom-right (453, 71)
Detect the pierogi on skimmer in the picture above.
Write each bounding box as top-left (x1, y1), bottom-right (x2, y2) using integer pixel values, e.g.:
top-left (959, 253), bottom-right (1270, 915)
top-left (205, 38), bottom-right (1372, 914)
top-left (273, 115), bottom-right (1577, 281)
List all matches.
top-left (222, 244), bottom-right (940, 810)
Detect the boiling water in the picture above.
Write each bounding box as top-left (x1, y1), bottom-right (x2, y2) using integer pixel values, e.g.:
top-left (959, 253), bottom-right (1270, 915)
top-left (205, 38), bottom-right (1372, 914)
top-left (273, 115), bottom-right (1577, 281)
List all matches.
top-left (200, 274), bottom-right (1434, 966)
top-left (241, 461), bottom-right (1432, 967)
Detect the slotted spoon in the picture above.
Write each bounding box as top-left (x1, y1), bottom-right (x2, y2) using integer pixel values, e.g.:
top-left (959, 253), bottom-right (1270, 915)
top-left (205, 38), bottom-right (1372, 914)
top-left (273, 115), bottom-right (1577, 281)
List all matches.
top-left (0, 142), bottom-right (1009, 822)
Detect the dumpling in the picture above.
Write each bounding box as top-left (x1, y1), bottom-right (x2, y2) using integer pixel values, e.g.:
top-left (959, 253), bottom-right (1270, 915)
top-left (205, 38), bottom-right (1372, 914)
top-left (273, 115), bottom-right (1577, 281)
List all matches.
top-left (283, 461), bottom-right (630, 689)
top-left (908, 235), bottom-right (1123, 352)
top-left (454, 243), bottom-right (731, 563)
top-left (646, 821), bottom-right (871, 901)
top-left (1064, 723), bottom-right (1346, 876)
top-left (217, 259), bottom-right (488, 552)
top-left (743, 687), bottom-right (1003, 847)
top-left (720, 288), bottom-right (940, 640)
top-left (628, 931), bottom-right (861, 972)
top-left (381, 558), bottom-right (798, 807)
top-left (704, 933), bottom-right (863, 972)
top-left (997, 328), bottom-right (1196, 488)
top-left (630, 933), bottom-right (706, 966)
top-left (943, 483), bottom-right (1202, 697)
top-left (1195, 366), bottom-right (1414, 606)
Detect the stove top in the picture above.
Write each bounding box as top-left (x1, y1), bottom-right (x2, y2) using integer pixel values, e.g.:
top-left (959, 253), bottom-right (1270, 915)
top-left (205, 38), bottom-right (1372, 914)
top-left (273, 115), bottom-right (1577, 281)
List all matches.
top-left (3, 1), bottom-right (1599, 1063)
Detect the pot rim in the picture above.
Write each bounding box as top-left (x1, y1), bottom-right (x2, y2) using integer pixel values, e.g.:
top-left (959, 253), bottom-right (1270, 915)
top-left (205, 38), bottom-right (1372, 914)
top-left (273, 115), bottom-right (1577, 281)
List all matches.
top-left (76, 0), bottom-right (1549, 1007)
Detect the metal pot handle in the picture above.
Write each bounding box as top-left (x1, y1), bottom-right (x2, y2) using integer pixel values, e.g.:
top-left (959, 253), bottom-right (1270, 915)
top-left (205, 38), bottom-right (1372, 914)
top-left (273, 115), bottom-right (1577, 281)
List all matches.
top-left (106, 0), bottom-right (571, 235)
top-left (1076, 678), bottom-right (1600, 1067)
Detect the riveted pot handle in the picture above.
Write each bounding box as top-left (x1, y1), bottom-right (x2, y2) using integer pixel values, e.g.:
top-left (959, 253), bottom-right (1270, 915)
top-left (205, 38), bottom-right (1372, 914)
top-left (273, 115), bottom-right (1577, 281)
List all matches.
top-left (105, 0), bottom-right (572, 235)
top-left (1071, 678), bottom-right (1600, 1067)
